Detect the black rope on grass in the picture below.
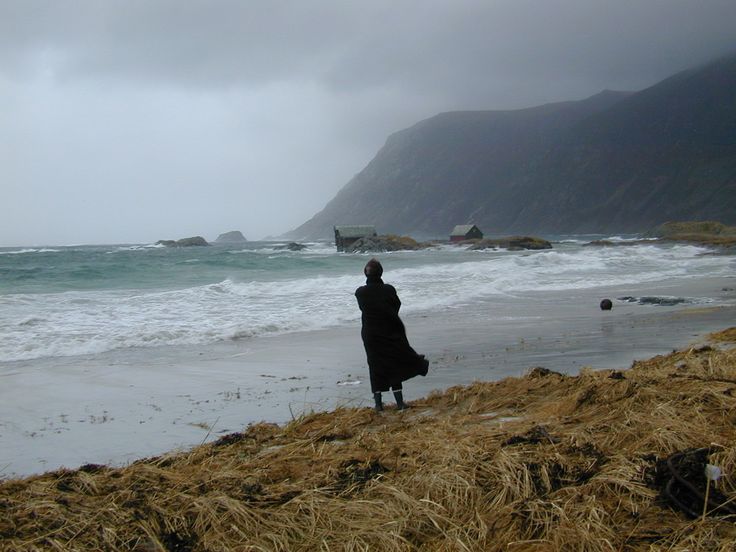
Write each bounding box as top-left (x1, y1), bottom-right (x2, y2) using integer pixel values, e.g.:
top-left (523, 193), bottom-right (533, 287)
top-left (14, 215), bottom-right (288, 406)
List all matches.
top-left (662, 448), bottom-right (736, 519)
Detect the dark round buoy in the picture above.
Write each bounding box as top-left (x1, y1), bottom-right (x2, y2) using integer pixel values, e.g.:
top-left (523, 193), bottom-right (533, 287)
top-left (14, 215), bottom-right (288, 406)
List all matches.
top-left (600, 298), bottom-right (613, 311)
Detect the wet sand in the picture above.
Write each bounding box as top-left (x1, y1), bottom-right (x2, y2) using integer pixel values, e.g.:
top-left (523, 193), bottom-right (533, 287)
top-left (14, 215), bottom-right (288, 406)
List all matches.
top-left (1, 274), bottom-right (734, 478)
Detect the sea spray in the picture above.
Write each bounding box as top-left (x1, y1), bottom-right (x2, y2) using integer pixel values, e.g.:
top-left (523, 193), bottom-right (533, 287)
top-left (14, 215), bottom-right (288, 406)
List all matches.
top-left (0, 241), bottom-right (733, 362)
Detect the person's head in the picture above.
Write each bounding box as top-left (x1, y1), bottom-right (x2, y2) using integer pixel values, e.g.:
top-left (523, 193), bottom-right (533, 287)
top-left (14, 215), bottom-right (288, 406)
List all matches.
top-left (364, 258), bottom-right (383, 278)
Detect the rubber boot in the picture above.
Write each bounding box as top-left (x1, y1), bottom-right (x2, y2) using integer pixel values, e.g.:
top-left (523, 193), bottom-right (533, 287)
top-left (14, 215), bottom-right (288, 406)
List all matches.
top-left (394, 390), bottom-right (408, 410)
top-left (373, 392), bottom-right (383, 412)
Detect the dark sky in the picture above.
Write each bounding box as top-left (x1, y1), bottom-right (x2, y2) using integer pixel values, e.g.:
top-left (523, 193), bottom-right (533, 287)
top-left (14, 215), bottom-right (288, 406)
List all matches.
top-left (2, 0), bottom-right (735, 245)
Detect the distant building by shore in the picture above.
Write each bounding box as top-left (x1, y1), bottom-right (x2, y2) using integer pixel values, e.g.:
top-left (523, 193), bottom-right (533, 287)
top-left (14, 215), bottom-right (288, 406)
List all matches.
top-left (450, 224), bottom-right (483, 242)
top-left (334, 225), bottom-right (377, 252)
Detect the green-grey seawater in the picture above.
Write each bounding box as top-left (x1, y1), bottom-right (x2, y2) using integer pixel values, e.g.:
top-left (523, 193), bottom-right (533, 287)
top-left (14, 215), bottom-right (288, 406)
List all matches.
top-left (0, 239), bottom-right (733, 362)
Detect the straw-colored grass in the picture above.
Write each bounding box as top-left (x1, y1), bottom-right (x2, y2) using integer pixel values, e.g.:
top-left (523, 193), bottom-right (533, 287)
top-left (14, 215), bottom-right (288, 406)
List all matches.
top-left (3, 329), bottom-right (736, 551)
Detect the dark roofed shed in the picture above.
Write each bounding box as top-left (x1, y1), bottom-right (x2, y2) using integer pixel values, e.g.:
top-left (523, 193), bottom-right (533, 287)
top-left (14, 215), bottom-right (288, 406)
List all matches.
top-left (334, 225), bottom-right (377, 252)
top-left (450, 224), bottom-right (483, 242)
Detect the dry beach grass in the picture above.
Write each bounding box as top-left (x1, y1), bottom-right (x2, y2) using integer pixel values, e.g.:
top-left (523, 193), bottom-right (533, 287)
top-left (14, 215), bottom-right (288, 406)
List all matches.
top-left (2, 329), bottom-right (736, 551)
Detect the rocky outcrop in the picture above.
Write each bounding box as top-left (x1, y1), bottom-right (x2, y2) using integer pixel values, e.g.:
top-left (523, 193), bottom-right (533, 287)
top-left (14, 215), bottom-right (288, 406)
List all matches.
top-left (646, 221), bottom-right (736, 247)
top-left (583, 240), bottom-right (642, 247)
top-left (647, 220), bottom-right (736, 247)
top-left (581, 221), bottom-right (736, 248)
top-left (275, 242), bottom-right (308, 251)
top-left (156, 236), bottom-right (209, 247)
top-left (214, 231), bottom-right (248, 243)
top-left (345, 235), bottom-right (433, 253)
top-left (648, 221), bottom-right (736, 238)
top-left (466, 236), bottom-right (552, 251)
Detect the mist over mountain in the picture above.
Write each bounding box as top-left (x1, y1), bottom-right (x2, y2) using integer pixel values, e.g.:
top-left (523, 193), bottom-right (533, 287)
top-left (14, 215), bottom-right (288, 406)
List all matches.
top-left (286, 54), bottom-right (736, 239)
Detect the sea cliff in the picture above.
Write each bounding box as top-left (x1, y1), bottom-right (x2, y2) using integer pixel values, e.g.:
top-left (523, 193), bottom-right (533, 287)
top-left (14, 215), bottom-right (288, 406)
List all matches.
top-left (286, 54), bottom-right (736, 240)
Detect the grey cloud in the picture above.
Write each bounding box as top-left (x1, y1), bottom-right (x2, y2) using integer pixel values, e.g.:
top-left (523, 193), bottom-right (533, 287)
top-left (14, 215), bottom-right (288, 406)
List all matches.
top-left (0, 1), bottom-right (358, 84)
top-left (1, 1), bottom-right (735, 245)
top-left (324, 0), bottom-right (736, 107)
top-left (5, 1), bottom-right (735, 96)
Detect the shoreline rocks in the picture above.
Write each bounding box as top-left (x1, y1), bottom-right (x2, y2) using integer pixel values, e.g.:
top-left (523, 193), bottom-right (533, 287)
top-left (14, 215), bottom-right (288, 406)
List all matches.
top-left (466, 236), bottom-right (552, 251)
top-left (275, 242), bottom-right (308, 251)
top-left (583, 239), bottom-right (645, 247)
top-left (646, 221), bottom-right (736, 248)
top-left (344, 235), bottom-right (434, 253)
top-left (156, 236), bottom-right (209, 247)
top-left (214, 231), bottom-right (248, 244)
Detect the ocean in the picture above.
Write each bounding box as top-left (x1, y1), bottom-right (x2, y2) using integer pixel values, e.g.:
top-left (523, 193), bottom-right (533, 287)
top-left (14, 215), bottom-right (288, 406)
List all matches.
top-left (0, 238), bottom-right (734, 364)
top-left (2, 237), bottom-right (736, 476)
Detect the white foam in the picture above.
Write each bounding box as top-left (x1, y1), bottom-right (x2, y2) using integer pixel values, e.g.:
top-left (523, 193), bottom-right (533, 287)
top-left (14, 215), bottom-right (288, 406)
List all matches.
top-left (226, 242), bottom-right (336, 256)
top-left (387, 243), bottom-right (733, 313)
top-left (112, 244), bottom-right (165, 251)
top-left (0, 248), bottom-right (61, 255)
top-left (0, 243), bottom-right (732, 362)
top-left (0, 273), bottom-right (362, 362)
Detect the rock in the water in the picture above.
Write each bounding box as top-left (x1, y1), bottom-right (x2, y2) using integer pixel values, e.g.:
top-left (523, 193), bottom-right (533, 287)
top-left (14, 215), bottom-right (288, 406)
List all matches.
top-left (345, 235), bottom-right (431, 253)
top-left (467, 236), bottom-right (552, 251)
top-left (645, 221), bottom-right (736, 247)
top-left (647, 221), bottom-right (736, 239)
top-left (214, 231), bottom-right (248, 243)
top-left (584, 240), bottom-right (640, 247)
top-left (156, 236), bottom-right (209, 247)
top-left (275, 242), bottom-right (308, 251)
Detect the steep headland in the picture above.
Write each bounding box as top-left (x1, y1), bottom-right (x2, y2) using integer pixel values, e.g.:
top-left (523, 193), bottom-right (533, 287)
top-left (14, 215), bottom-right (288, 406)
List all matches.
top-left (287, 54), bottom-right (736, 239)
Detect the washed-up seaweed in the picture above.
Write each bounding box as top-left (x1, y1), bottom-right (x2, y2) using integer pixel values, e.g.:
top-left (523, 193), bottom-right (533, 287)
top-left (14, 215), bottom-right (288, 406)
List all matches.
top-left (2, 328), bottom-right (736, 551)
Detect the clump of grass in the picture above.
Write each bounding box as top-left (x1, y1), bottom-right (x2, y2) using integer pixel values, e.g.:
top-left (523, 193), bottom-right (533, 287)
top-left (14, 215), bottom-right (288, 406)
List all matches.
top-left (709, 327), bottom-right (736, 344)
top-left (2, 331), bottom-right (736, 550)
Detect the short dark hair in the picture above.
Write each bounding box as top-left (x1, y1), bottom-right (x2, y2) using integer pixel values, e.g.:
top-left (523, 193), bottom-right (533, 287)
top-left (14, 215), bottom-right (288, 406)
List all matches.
top-left (364, 258), bottom-right (383, 277)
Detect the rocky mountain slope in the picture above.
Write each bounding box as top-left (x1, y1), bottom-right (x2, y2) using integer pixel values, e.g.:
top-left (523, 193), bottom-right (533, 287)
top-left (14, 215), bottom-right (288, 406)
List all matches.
top-left (287, 54), bottom-right (736, 239)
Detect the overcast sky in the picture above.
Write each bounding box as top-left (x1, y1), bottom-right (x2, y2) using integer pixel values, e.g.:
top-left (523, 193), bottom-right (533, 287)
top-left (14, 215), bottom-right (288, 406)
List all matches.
top-left (1, 0), bottom-right (735, 246)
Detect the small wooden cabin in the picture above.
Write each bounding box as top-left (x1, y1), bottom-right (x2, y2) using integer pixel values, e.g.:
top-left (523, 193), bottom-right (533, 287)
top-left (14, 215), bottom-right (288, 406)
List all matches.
top-left (334, 225), bottom-right (377, 252)
top-left (450, 224), bottom-right (483, 242)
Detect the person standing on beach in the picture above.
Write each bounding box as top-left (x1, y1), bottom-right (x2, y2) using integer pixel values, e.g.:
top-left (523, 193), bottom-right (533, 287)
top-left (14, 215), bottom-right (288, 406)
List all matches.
top-left (355, 258), bottom-right (429, 412)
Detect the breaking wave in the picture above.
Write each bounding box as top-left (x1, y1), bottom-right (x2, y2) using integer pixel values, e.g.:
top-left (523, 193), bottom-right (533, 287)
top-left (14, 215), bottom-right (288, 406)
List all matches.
top-left (0, 242), bottom-right (732, 362)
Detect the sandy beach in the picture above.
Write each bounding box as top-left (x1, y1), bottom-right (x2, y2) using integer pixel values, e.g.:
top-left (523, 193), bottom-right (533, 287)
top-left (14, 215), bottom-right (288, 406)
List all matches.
top-left (1, 273), bottom-right (734, 479)
top-left (3, 325), bottom-right (736, 550)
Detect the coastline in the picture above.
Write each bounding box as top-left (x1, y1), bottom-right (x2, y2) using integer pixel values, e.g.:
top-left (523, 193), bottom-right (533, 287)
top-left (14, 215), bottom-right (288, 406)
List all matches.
top-left (2, 327), bottom-right (736, 550)
top-left (1, 274), bottom-right (735, 479)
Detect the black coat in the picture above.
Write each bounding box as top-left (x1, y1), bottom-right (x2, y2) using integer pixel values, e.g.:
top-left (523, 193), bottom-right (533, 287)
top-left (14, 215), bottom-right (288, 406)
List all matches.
top-left (355, 277), bottom-right (428, 393)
